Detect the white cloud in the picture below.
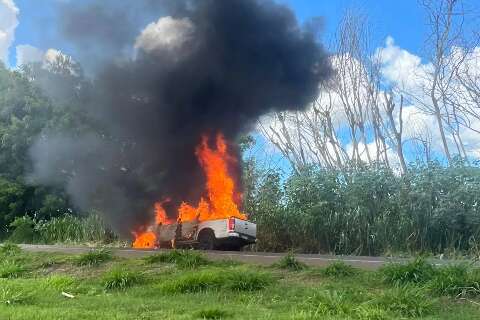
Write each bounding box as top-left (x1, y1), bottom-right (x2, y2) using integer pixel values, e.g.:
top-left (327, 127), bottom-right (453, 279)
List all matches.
top-left (0, 0), bottom-right (19, 65)
top-left (135, 17), bottom-right (195, 54)
top-left (16, 44), bottom-right (44, 66)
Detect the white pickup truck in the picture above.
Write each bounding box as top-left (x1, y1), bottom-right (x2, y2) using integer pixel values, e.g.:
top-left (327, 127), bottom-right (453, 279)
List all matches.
top-left (155, 217), bottom-right (256, 251)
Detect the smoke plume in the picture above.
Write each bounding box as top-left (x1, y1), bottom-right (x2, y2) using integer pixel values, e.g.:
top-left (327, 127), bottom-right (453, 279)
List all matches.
top-left (29, 0), bottom-right (331, 235)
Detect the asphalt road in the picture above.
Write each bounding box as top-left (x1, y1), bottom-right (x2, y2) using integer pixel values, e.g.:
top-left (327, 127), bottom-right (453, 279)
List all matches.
top-left (18, 244), bottom-right (473, 270)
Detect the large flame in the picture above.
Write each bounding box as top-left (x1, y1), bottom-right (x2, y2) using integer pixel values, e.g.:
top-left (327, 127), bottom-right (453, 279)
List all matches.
top-left (132, 133), bottom-right (246, 248)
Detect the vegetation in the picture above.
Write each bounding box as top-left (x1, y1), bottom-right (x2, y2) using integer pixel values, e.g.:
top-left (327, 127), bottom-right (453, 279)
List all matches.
top-left (73, 249), bottom-right (113, 267)
top-left (0, 248), bottom-right (477, 319)
top-left (322, 261), bottom-right (358, 278)
top-left (247, 161), bottom-right (480, 256)
top-left (275, 252), bottom-right (307, 271)
top-left (144, 250), bottom-right (210, 269)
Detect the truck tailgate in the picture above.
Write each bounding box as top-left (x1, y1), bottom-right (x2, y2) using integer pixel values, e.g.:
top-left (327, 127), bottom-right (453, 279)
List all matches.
top-left (234, 218), bottom-right (256, 238)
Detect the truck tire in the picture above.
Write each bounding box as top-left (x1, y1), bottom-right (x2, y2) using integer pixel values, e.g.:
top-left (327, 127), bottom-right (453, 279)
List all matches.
top-left (197, 229), bottom-right (216, 250)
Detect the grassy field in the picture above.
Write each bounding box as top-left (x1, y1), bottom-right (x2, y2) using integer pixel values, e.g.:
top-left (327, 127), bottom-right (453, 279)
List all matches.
top-left (0, 244), bottom-right (479, 320)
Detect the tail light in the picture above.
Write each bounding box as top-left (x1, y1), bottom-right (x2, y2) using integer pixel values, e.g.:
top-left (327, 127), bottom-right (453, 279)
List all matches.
top-left (228, 217), bottom-right (235, 232)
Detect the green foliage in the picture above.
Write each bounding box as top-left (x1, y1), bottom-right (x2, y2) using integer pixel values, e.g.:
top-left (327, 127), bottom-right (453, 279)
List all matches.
top-left (8, 216), bottom-right (35, 243)
top-left (42, 275), bottom-right (76, 290)
top-left (35, 214), bottom-right (116, 244)
top-left (428, 264), bottom-right (480, 297)
top-left (322, 261), bottom-right (358, 278)
top-left (74, 249), bottom-right (112, 267)
top-left (248, 161), bottom-right (480, 255)
top-left (0, 242), bottom-right (22, 256)
top-left (160, 268), bottom-right (273, 294)
top-left (144, 250), bottom-right (209, 269)
top-left (375, 286), bottom-right (435, 317)
top-left (275, 252), bottom-right (307, 271)
top-left (102, 268), bottom-right (142, 290)
top-left (0, 260), bottom-right (25, 278)
top-left (194, 308), bottom-right (230, 319)
top-left (380, 258), bottom-right (436, 285)
top-left (0, 286), bottom-right (30, 306)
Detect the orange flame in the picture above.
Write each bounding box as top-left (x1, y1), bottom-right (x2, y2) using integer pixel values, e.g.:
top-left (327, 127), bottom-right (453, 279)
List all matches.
top-left (132, 231), bottom-right (156, 249)
top-left (132, 132), bottom-right (247, 247)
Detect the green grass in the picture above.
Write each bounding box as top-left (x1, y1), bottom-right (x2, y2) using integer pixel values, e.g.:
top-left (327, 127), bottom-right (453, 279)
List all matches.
top-left (0, 250), bottom-right (478, 320)
top-left (322, 261), bottom-right (358, 278)
top-left (0, 260), bottom-right (25, 278)
top-left (102, 267), bottom-right (143, 290)
top-left (380, 257), bottom-right (436, 285)
top-left (73, 249), bottom-right (113, 266)
top-left (274, 252), bottom-right (307, 271)
top-left (143, 250), bottom-right (209, 269)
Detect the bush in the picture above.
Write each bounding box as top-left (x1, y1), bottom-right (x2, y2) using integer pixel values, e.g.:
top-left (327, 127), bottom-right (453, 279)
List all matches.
top-left (42, 275), bottom-right (76, 290)
top-left (193, 308), bottom-right (229, 319)
top-left (275, 252), bottom-right (307, 271)
top-left (0, 260), bottom-right (25, 278)
top-left (102, 268), bottom-right (142, 290)
top-left (8, 216), bottom-right (35, 244)
top-left (322, 261), bottom-right (357, 278)
top-left (144, 250), bottom-right (209, 269)
top-left (74, 249), bottom-right (112, 267)
top-left (380, 258), bottom-right (436, 285)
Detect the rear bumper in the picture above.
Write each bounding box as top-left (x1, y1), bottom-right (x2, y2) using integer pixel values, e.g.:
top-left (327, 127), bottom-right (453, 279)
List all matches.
top-left (219, 232), bottom-right (256, 244)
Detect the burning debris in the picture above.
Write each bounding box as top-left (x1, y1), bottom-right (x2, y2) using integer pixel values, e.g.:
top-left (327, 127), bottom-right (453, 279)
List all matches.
top-left (28, 0), bottom-right (331, 240)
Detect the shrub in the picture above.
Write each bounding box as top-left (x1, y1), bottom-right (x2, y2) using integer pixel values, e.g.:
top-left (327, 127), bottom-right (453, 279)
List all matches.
top-left (102, 268), bottom-right (142, 290)
top-left (380, 258), bottom-right (436, 285)
top-left (275, 252), bottom-right (307, 271)
top-left (74, 249), bottom-right (112, 267)
top-left (193, 308), bottom-right (230, 319)
top-left (322, 261), bottom-right (357, 278)
top-left (8, 216), bottom-right (36, 244)
top-left (0, 260), bottom-right (25, 278)
top-left (144, 250), bottom-right (209, 269)
top-left (375, 285), bottom-right (435, 317)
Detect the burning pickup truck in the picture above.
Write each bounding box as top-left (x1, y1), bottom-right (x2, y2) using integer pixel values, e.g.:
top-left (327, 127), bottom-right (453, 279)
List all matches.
top-left (132, 133), bottom-right (257, 251)
top-left (156, 217), bottom-right (256, 251)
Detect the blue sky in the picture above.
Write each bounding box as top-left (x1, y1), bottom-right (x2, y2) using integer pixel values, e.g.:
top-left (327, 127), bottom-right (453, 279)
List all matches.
top-left (8, 0), bottom-right (427, 67)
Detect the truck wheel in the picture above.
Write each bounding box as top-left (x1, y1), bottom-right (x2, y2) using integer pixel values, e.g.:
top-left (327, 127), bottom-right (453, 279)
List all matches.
top-left (198, 229), bottom-right (216, 250)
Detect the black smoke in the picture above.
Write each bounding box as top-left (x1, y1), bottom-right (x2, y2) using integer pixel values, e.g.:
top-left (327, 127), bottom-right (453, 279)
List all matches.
top-left (29, 0), bottom-right (331, 236)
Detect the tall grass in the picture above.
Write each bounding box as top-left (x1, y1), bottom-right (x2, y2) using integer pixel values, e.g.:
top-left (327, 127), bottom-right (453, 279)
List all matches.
top-left (248, 160), bottom-right (480, 255)
top-left (34, 214), bottom-right (117, 244)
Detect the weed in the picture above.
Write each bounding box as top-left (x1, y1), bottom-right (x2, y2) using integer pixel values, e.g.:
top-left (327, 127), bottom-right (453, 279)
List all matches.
top-left (380, 258), bottom-right (436, 285)
top-left (144, 250), bottom-right (209, 269)
top-left (0, 260), bottom-right (25, 278)
top-left (103, 268), bottom-right (142, 290)
top-left (375, 285), bottom-right (435, 317)
top-left (275, 252), bottom-right (307, 271)
top-left (74, 249), bottom-right (112, 266)
top-left (322, 261), bottom-right (357, 277)
top-left (193, 308), bottom-right (230, 319)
